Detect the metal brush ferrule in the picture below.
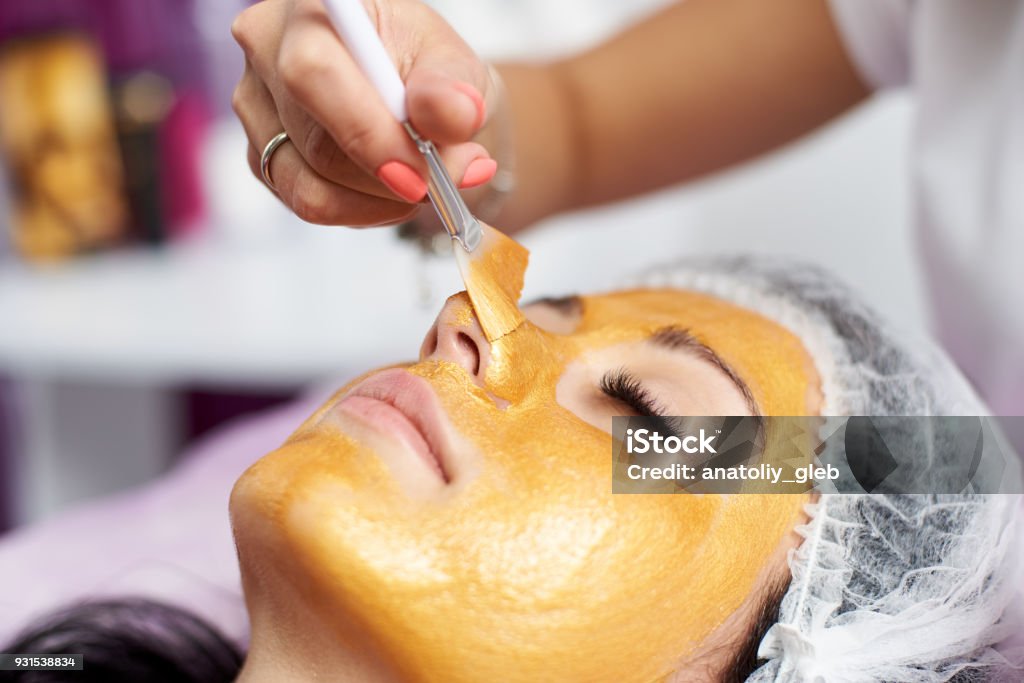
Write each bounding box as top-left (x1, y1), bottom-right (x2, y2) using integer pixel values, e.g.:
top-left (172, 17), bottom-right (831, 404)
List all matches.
top-left (403, 122), bottom-right (482, 253)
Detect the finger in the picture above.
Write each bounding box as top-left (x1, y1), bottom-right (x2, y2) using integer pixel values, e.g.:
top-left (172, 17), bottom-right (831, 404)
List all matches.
top-left (437, 140), bottom-right (498, 189)
top-left (282, 160), bottom-right (419, 226)
top-left (271, 0), bottom-right (429, 202)
top-left (234, 64), bottom-right (415, 226)
top-left (237, 0), bottom-right (493, 202)
top-left (249, 137), bottom-right (418, 226)
top-left (246, 142), bottom-right (260, 179)
top-left (272, 94), bottom-right (396, 200)
top-left (231, 0), bottom-right (286, 66)
top-left (405, 66), bottom-right (486, 146)
top-left (235, 1), bottom-right (398, 200)
top-left (233, 59), bottom-right (300, 191)
top-left (405, 18), bottom-right (491, 145)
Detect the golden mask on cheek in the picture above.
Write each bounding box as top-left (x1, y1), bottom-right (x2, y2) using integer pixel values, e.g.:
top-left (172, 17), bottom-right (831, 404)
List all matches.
top-left (230, 288), bottom-right (819, 683)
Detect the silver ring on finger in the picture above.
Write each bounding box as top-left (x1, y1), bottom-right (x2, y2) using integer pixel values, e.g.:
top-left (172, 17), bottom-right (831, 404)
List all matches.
top-left (260, 131), bottom-right (290, 192)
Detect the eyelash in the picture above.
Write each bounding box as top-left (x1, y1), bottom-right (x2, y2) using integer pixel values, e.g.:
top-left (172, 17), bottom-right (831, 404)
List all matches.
top-left (601, 370), bottom-right (683, 437)
top-left (599, 369), bottom-right (668, 419)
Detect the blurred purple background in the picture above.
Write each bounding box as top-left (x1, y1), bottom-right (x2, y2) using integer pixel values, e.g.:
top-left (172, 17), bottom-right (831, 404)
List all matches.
top-left (0, 0), bottom-right (206, 90)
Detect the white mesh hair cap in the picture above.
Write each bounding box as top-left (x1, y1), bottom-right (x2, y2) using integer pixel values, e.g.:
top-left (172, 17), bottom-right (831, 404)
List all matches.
top-left (625, 256), bottom-right (1024, 682)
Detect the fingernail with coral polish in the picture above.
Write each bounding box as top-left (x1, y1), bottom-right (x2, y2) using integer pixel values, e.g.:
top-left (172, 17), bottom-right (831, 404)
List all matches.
top-left (376, 161), bottom-right (427, 202)
top-left (459, 158), bottom-right (497, 189)
top-left (453, 82), bottom-right (486, 130)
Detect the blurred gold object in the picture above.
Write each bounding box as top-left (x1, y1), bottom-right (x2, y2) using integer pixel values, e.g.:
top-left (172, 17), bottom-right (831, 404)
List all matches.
top-left (0, 34), bottom-right (128, 262)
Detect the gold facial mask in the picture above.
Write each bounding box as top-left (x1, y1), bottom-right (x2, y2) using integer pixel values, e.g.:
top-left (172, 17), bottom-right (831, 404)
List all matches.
top-left (231, 289), bottom-right (819, 683)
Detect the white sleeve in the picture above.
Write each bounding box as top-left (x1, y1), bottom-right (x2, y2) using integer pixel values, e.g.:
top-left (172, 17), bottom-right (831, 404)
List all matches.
top-left (827, 0), bottom-right (913, 89)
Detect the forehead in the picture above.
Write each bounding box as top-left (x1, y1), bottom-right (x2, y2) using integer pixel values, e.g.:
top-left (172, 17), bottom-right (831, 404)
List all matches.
top-left (574, 288), bottom-right (772, 335)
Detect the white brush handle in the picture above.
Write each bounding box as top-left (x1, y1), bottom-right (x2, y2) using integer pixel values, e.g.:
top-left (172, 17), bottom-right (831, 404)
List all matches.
top-left (323, 0), bottom-right (407, 122)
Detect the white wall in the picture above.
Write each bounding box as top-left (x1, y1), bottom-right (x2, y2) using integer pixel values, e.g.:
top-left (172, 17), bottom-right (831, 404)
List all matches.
top-left (521, 94), bottom-right (925, 334)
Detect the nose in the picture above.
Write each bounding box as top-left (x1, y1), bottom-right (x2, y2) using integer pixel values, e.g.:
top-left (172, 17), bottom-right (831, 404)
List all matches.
top-left (419, 292), bottom-right (490, 384)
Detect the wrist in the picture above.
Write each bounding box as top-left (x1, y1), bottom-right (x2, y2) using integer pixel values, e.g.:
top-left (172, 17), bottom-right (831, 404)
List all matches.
top-left (468, 63), bottom-right (517, 225)
top-left (490, 61), bottom-right (580, 228)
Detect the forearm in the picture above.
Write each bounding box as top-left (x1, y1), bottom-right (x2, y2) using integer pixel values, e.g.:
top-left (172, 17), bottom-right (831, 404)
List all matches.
top-left (490, 0), bottom-right (870, 227)
top-left (475, 63), bottom-right (579, 231)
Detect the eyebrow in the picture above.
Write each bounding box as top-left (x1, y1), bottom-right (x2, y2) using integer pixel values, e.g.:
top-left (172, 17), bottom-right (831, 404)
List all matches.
top-left (524, 304), bottom-right (761, 417)
top-left (523, 294), bottom-right (583, 317)
top-left (649, 326), bottom-right (761, 417)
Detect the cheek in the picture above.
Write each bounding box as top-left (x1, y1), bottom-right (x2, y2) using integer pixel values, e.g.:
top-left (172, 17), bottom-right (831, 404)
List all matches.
top-left (433, 495), bottom-right (729, 682)
top-left (489, 404), bottom-right (610, 481)
top-left (230, 433), bottom-right (402, 558)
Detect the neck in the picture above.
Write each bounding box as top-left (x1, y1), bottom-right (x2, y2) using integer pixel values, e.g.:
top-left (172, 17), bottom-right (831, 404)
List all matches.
top-left (235, 564), bottom-right (402, 683)
top-left (236, 635), bottom-right (383, 683)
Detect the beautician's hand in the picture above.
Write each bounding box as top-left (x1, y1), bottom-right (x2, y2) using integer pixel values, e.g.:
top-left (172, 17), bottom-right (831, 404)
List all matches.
top-left (231, 0), bottom-right (497, 226)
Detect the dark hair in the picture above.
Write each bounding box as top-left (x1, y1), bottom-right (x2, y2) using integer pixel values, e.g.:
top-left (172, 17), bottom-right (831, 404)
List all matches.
top-left (0, 598), bottom-right (243, 683)
top-left (720, 577), bottom-right (789, 682)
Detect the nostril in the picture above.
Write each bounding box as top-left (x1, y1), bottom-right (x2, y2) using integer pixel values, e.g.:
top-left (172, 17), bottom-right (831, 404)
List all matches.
top-left (421, 326), bottom-right (439, 359)
top-left (456, 332), bottom-right (480, 376)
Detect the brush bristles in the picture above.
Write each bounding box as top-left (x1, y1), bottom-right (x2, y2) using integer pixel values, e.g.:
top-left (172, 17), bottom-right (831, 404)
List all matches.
top-left (455, 224), bottom-right (530, 342)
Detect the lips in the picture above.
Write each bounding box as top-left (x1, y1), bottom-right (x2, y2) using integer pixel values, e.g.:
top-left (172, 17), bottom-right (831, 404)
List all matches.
top-left (331, 369), bottom-right (452, 482)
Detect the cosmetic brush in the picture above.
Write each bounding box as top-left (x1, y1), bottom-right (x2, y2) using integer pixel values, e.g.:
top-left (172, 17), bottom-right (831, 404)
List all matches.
top-left (324, 0), bottom-right (528, 341)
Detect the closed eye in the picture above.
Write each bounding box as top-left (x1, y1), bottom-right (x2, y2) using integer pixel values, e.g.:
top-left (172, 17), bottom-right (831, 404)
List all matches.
top-left (600, 369), bottom-right (682, 436)
top-left (600, 369), bottom-right (664, 417)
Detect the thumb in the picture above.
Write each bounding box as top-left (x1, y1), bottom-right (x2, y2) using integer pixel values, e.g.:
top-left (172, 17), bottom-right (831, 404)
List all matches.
top-left (405, 53), bottom-right (489, 145)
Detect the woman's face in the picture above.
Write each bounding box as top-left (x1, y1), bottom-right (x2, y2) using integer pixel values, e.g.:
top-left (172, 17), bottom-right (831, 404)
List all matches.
top-left (231, 288), bottom-right (820, 683)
